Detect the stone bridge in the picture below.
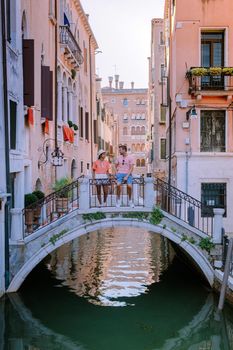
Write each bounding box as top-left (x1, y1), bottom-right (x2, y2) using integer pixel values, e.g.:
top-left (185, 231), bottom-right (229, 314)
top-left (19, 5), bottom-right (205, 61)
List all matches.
top-left (7, 176), bottom-right (231, 296)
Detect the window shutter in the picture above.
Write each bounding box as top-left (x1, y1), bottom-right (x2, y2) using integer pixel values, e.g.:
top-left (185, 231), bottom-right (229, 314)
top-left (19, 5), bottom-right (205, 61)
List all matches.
top-left (93, 120), bottom-right (98, 144)
top-left (23, 39), bottom-right (35, 106)
top-left (48, 70), bottom-right (53, 120)
top-left (41, 66), bottom-right (51, 120)
top-left (85, 112), bottom-right (89, 141)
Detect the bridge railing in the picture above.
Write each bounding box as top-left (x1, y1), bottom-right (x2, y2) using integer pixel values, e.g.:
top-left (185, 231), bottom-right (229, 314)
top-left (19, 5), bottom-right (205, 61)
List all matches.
top-left (22, 176), bottom-right (83, 237)
top-left (89, 176), bottom-right (144, 208)
top-left (155, 178), bottom-right (213, 236)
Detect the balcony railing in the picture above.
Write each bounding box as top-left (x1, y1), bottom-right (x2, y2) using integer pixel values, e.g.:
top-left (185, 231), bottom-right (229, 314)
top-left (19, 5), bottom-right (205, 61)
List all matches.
top-left (187, 67), bottom-right (233, 95)
top-left (59, 25), bottom-right (83, 68)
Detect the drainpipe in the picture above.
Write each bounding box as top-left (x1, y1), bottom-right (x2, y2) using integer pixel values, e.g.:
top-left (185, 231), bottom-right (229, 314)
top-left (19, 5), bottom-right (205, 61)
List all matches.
top-left (89, 34), bottom-right (93, 164)
top-left (168, 2), bottom-right (172, 187)
top-left (54, 0), bottom-right (58, 180)
top-left (1, 0), bottom-right (11, 289)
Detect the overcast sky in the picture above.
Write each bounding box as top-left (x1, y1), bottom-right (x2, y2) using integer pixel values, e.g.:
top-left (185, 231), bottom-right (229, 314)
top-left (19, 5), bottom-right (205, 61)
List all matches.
top-left (82, 0), bottom-right (165, 88)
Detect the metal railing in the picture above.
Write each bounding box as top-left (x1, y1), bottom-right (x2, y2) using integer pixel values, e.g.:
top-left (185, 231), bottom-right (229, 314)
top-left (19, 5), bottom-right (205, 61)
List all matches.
top-left (59, 25), bottom-right (83, 67)
top-left (23, 176), bottom-right (83, 237)
top-left (89, 177), bottom-right (144, 208)
top-left (155, 178), bottom-right (213, 236)
top-left (187, 67), bottom-right (233, 93)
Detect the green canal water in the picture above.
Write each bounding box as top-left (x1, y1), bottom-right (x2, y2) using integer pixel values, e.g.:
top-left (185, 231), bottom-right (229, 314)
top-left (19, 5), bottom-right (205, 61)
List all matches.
top-left (1, 227), bottom-right (233, 350)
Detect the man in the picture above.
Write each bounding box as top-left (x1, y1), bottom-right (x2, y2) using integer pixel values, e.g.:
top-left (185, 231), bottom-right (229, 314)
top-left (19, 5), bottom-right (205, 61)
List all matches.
top-left (115, 144), bottom-right (135, 208)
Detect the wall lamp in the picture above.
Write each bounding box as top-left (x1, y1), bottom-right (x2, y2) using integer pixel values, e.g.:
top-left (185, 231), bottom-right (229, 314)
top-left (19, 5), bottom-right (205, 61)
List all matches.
top-left (186, 105), bottom-right (197, 120)
top-left (38, 139), bottom-right (64, 168)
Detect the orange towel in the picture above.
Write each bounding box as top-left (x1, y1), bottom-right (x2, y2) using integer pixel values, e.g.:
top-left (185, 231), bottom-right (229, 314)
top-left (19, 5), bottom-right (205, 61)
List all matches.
top-left (27, 108), bottom-right (34, 125)
top-left (63, 125), bottom-right (70, 141)
top-left (44, 119), bottom-right (49, 134)
top-left (69, 129), bottom-right (74, 143)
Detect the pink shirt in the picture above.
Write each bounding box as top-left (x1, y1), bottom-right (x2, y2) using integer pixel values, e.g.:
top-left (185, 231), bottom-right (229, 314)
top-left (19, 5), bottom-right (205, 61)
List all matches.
top-left (92, 160), bottom-right (110, 174)
top-left (115, 154), bottom-right (135, 174)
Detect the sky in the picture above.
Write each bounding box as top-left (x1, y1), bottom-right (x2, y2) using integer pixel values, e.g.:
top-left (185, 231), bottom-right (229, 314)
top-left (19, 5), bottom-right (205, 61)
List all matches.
top-left (82, 0), bottom-right (165, 89)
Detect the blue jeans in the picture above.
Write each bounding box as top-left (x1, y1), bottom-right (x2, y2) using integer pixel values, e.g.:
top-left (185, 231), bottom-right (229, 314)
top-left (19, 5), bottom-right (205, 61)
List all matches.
top-left (116, 173), bottom-right (133, 185)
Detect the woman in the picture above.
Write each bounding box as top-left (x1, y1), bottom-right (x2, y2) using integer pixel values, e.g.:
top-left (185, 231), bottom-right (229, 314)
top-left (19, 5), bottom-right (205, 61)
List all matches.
top-left (92, 150), bottom-right (111, 206)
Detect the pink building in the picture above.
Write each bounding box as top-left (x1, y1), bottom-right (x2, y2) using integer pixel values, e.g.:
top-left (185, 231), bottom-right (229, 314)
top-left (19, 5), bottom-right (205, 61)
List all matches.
top-left (102, 76), bottom-right (149, 176)
top-left (164, 0), bottom-right (233, 233)
top-left (148, 18), bottom-right (166, 179)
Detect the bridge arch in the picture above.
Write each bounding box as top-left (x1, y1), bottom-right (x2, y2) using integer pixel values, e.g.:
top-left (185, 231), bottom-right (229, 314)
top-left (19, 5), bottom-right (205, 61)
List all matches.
top-left (7, 219), bottom-right (214, 293)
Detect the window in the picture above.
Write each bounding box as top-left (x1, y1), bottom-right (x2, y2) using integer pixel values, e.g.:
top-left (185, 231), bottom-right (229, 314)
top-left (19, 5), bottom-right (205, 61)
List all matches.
top-left (141, 159), bottom-right (145, 167)
top-left (141, 99), bottom-right (145, 105)
top-left (141, 144), bottom-right (145, 152)
top-left (200, 111), bottom-right (225, 152)
top-left (94, 120), bottom-right (98, 144)
top-left (123, 113), bottom-right (128, 120)
top-left (160, 105), bottom-right (166, 123)
top-left (131, 144), bottom-right (135, 152)
top-left (79, 106), bottom-right (84, 138)
top-left (136, 98), bottom-right (140, 105)
top-left (111, 98), bottom-right (115, 104)
top-left (141, 126), bottom-right (146, 135)
top-left (85, 112), bottom-right (89, 141)
top-left (10, 100), bottom-right (17, 150)
top-left (141, 114), bottom-right (146, 120)
top-left (123, 98), bottom-right (128, 107)
top-left (131, 126), bottom-right (135, 135)
top-left (136, 126), bottom-right (140, 135)
top-left (201, 183), bottom-right (226, 217)
top-left (161, 64), bottom-right (165, 80)
top-left (83, 41), bottom-right (88, 73)
top-left (136, 144), bottom-right (140, 152)
top-left (160, 31), bottom-right (165, 45)
top-left (136, 159), bottom-right (140, 167)
top-left (136, 114), bottom-right (141, 120)
top-left (81, 161), bottom-right (84, 174)
top-left (201, 31), bottom-right (224, 89)
top-left (160, 138), bottom-right (166, 159)
top-left (123, 127), bottom-right (127, 135)
top-left (131, 114), bottom-right (136, 120)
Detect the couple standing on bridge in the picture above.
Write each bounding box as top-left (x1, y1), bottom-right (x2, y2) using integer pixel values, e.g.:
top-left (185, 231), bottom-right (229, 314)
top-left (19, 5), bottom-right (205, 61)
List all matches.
top-left (92, 144), bottom-right (135, 208)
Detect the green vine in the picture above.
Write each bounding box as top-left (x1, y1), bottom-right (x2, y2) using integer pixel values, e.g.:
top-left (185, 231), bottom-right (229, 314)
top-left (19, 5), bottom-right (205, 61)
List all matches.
top-left (149, 207), bottom-right (164, 225)
top-left (198, 237), bottom-right (215, 253)
top-left (49, 229), bottom-right (68, 246)
top-left (82, 212), bottom-right (106, 222)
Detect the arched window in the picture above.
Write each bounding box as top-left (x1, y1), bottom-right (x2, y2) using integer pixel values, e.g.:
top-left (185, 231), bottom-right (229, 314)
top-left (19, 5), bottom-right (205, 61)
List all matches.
top-left (131, 126), bottom-right (135, 135)
top-left (136, 159), bottom-right (140, 167)
top-left (35, 178), bottom-right (43, 191)
top-left (71, 159), bottom-right (77, 179)
top-left (131, 144), bottom-right (135, 152)
top-left (136, 126), bottom-right (140, 135)
top-left (141, 143), bottom-right (145, 152)
top-left (123, 98), bottom-right (128, 107)
top-left (136, 143), bottom-right (140, 152)
top-left (141, 159), bottom-right (145, 167)
top-left (123, 127), bottom-right (127, 135)
top-left (141, 126), bottom-right (146, 135)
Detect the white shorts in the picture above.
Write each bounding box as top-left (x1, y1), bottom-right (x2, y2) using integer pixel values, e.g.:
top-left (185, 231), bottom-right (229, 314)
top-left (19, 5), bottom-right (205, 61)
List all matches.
top-left (95, 174), bottom-right (108, 179)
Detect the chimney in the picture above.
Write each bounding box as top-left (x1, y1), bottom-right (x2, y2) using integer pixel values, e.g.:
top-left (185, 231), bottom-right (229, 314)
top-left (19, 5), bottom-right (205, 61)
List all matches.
top-left (119, 81), bottom-right (124, 89)
top-left (108, 76), bottom-right (113, 88)
top-left (131, 81), bottom-right (134, 89)
top-left (115, 74), bottom-right (119, 89)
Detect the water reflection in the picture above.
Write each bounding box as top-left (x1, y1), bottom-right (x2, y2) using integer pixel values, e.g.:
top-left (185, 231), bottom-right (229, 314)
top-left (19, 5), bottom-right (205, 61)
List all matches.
top-left (1, 227), bottom-right (233, 350)
top-left (47, 228), bottom-right (175, 306)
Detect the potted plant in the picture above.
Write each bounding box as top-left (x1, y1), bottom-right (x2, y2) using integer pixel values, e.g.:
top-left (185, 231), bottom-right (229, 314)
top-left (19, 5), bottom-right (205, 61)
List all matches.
top-left (32, 190), bottom-right (45, 223)
top-left (24, 193), bottom-right (38, 232)
top-left (222, 67), bottom-right (233, 75)
top-left (209, 67), bottom-right (222, 75)
top-left (190, 67), bottom-right (208, 76)
top-left (53, 177), bottom-right (72, 214)
top-left (68, 120), bottom-right (73, 128)
top-left (72, 123), bottom-right (78, 131)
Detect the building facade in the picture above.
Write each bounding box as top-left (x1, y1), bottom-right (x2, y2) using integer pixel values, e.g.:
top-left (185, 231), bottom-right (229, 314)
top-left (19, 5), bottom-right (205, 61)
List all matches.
top-left (102, 76), bottom-right (149, 175)
top-left (148, 18), bottom-right (166, 179)
top-left (164, 0), bottom-right (233, 233)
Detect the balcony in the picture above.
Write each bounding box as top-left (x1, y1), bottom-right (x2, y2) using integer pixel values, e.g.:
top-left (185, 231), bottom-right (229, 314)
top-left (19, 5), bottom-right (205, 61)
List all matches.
top-left (59, 25), bottom-right (83, 69)
top-left (187, 67), bottom-right (233, 98)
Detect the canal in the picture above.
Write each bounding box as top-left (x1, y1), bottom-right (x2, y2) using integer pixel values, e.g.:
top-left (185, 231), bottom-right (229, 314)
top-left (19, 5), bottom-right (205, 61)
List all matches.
top-left (1, 227), bottom-right (233, 349)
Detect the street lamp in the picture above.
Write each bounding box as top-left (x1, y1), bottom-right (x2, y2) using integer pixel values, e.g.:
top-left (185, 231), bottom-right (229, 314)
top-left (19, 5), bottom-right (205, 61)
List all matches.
top-left (186, 106), bottom-right (197, 120)
top-left (38, 139), bottom-right (64, 168)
